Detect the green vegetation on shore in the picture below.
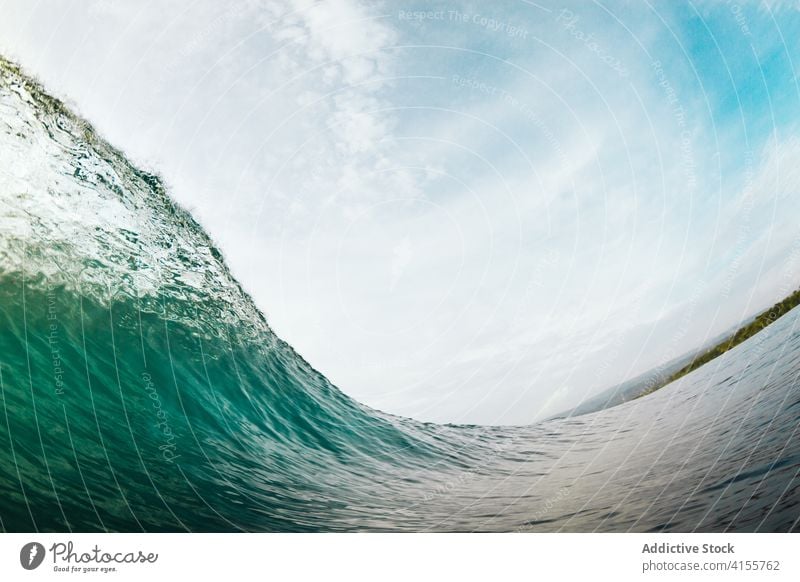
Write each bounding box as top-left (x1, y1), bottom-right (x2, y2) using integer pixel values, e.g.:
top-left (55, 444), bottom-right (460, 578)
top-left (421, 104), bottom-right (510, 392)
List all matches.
top-left (637, 286), bottom-right (800, 398)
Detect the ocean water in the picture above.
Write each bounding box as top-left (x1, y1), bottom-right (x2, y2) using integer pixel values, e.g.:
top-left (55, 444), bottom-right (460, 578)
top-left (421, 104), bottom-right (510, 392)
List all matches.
top-left (1, 57), bottom-right (798, 533)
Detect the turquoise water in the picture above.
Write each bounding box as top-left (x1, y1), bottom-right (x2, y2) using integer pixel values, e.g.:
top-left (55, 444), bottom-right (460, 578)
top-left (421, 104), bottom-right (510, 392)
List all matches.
top-left (1, 57), bottom-right (798, 532)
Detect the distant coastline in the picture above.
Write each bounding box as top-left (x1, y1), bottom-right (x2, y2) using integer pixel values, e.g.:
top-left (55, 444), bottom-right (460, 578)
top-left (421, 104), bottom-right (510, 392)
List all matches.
top-left (556, 286), bottom-right (800, 419)
top-left (635, 286), bottom-right (800, 399)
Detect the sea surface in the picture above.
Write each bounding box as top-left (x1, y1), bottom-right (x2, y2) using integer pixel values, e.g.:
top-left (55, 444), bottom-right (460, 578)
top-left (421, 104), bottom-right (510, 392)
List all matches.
top-left (1, 57), bottom-right (798, 532)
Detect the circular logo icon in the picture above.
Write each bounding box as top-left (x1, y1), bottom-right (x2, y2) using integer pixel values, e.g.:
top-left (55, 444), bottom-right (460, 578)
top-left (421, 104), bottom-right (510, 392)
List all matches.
top-left (20, 542), bottom-right (46, 570)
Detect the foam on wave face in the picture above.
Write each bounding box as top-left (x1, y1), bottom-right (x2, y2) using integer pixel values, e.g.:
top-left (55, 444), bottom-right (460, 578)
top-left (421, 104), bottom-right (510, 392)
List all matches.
top-left (0, 56), bottom-right (270, 337)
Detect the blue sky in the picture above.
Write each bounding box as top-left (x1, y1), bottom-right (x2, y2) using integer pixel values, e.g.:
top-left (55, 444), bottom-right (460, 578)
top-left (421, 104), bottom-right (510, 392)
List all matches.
top-left (1, 0), bottom-right (799, 424)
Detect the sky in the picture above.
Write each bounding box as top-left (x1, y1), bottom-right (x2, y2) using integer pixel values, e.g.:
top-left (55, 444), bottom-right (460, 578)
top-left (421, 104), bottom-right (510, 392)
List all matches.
top-left (1, 0), bottom-right (799, 424)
